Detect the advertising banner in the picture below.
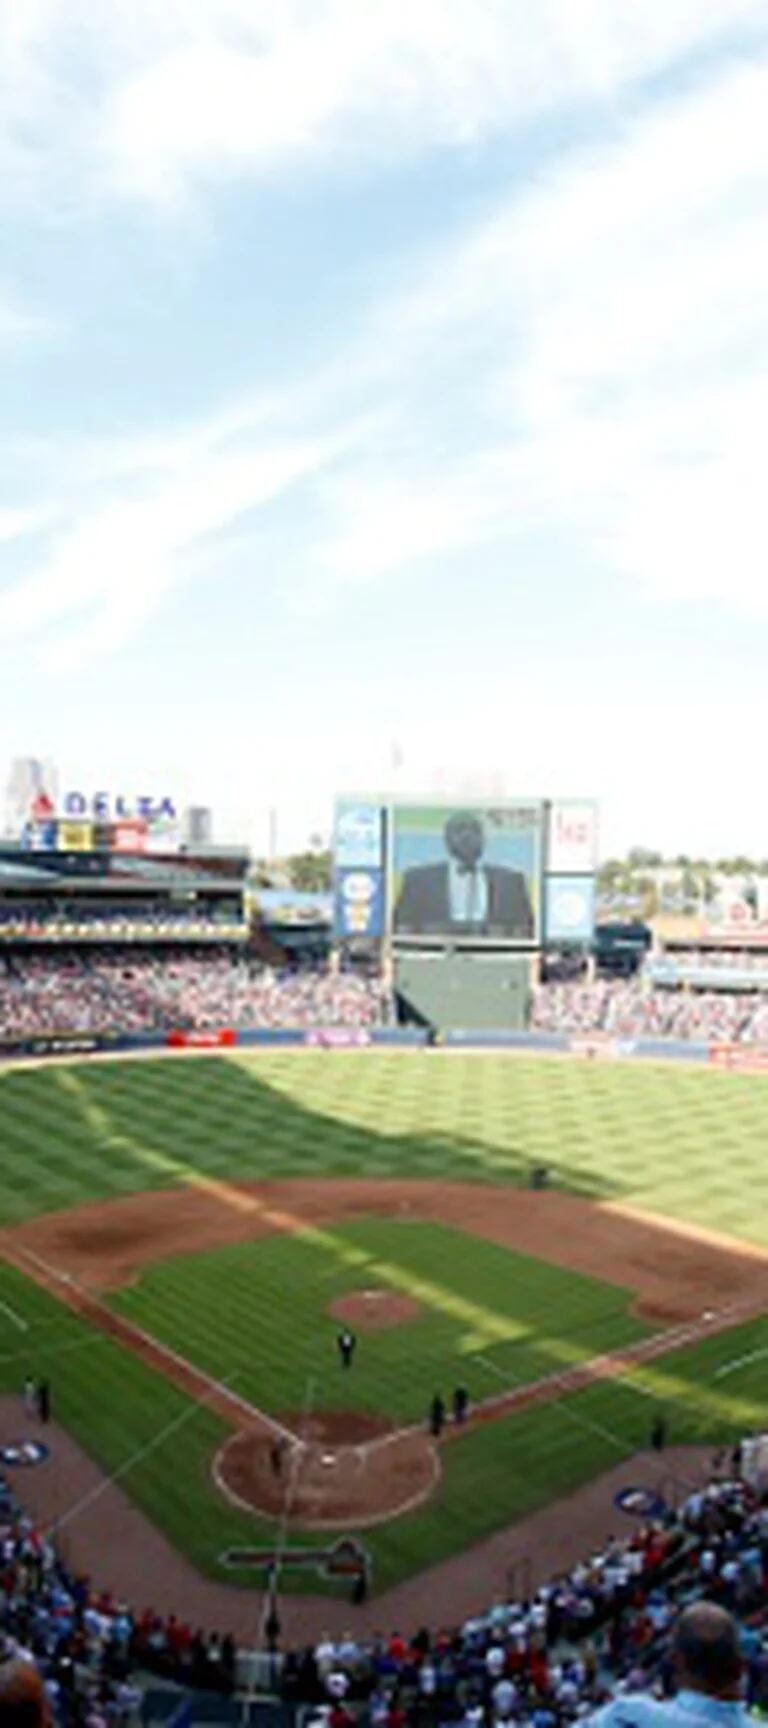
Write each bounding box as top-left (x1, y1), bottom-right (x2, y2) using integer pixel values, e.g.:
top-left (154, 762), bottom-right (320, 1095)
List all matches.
top-left (304, 1028), bottom-right (371, 1047)
top-left (547, 801), bottom-right (598, 874)
top-left (22, 821), bottom-right (58, 852)
top-left (333, 867), bottom-right (384, 939)
top-left (334, 802), bottom-right (384, 869)
top-left (392, 803), bottom-right (541, 942)
top-left (709, 1043), bottom-right (768, 1072)
top-left (166, 1028), bottom-right (236, 1049)
top-left (57, 820), bottom-right (94, 852)
top-left (0, 1032), bottom-right (103, 1057)
top-left (545, 875), bottom-right (596, 943)
top-left (111, 820), bottom-right (148, 853)
top-left (569, 1034), bottom-right (621, 1060)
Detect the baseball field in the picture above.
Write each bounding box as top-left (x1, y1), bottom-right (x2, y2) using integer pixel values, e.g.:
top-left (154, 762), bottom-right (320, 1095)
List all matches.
top-left (1, 1048), bottom-right (768, 1629)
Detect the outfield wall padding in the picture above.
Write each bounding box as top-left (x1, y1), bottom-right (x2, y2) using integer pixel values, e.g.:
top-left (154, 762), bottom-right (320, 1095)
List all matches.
top-left (0, 1027), bottom-right (738, 1065)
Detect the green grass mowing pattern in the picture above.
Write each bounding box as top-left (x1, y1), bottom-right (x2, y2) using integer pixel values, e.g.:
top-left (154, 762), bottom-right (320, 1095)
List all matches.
top-left (0, 1258), bottom-right (766, 1596)
top-left (4, 1052), bottom-right (768, 1249)
top-left (374, 1314), bottom-right (768, 1590)
top-left (2, 1049), bottom-right (768, 1595)
top-left (0, 1261), bottom-right (257, 1578)
top-left (109, 1220), bottom-right (648, 1423)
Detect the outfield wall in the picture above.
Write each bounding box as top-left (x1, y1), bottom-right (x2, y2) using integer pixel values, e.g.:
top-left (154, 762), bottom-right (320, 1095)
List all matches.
top-left (3, 1025), bottom-right (757, 1067)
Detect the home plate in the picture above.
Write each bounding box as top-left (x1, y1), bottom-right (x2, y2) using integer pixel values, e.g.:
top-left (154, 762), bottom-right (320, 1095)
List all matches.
top-left (321, 1451), bottom-right (336, 1466)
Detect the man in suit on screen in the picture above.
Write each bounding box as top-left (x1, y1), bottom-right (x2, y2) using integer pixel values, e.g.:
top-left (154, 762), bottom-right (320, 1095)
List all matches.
top-left (394, 811), bottom-right (534, 937)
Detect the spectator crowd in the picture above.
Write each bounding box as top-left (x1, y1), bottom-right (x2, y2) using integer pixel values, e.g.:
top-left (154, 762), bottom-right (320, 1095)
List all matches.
top-left (4, 1446), bottom-right (768, 1727)
top-left (530, 981), bottom-right (768, 1046)
top-left (281, 1454), bottom-right (768, 1726)
top-left (0, 1463), bottom-right (242, 1725)
top-left (4, 956), bottom-right (768, 1046)
top-left (0, 950), bottom-right (388, 1041)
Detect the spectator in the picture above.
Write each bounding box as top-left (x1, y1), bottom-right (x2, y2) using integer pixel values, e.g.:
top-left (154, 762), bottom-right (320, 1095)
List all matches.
top-left (0, 1661), bottom-right (50, 1728)
top-left (588, 1601), bottom-right (749, 1728)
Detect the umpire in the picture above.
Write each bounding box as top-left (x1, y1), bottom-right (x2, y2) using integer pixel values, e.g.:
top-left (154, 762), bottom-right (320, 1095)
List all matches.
top-left (337, 1329), bottom-right (357, 1369)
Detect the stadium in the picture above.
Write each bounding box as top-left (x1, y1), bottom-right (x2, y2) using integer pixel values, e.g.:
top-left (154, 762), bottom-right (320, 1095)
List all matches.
top-left (2, 786), bottom-right (768, 1723)
top-left (5, 11), bottom-right (768, 1721)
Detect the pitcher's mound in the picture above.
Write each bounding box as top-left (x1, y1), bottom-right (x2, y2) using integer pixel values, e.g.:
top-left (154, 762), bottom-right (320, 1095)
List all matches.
top-left (330, 1289), bottom-right (421, 1330)
top-left (214, 1411), bottom-right (439, 1530)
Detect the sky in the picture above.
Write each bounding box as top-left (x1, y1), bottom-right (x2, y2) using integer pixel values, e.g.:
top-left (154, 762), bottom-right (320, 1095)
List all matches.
top-left (2, 2), bottom-right (768, 860)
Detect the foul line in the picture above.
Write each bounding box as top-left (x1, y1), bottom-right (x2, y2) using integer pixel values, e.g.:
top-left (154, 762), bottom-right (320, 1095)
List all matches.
top-left (49, 1369), bottom-right (242, 1539)
top-left (0, 1333), bottom-right (107, 1372)
top-left (474, 1351), bottom-right (631, 1454)
top-left (0, 1298), bottom-right (28, 1333)
top-left (1, 1237), bottom-right (294, 1445)
top-left (715, 1344), bottom-right (768, 1380)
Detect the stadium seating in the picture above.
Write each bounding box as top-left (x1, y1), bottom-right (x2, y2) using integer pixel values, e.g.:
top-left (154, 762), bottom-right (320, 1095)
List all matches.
top-left (6, 956), bottom-right (768, 1046)
top-left (530, 981), bottom-right (768, 1044)
top-left (3, 1449), bottom-right (768, 1723)
top-left (0, 950), bottom-right (388, 1040)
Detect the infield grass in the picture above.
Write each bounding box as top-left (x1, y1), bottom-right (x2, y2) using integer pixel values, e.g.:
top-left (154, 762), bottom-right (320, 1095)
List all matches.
top-left (0, 1255), bottom-right (766, 1594)
top-left (109, 1220), bottom-right (648, 1421)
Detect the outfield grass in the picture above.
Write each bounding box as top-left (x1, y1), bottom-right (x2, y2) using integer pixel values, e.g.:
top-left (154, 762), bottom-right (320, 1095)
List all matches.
top-left (3, 1051), bottom-right (768, 1245)
top-left (0, 1254), bottom-right (766, 1595)
top-left (1, 1049), bottom-right (768, 1596)
top-left (110, 1220), bottom-right (648, 1421)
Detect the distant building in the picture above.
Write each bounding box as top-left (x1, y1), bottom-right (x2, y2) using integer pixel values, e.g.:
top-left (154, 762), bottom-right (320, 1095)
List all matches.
top-left (4, 757), bottom-right (58, 838)
top-left (181, 805), bottom-right (213, 846)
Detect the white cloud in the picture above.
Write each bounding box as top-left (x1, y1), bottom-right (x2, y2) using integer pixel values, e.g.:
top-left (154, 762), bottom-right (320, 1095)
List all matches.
top-left (1, 1), bottom-right (766, 209)
top-left (0, 289), bottom-right (54, 345)
top-left (2, 11), bottom-right (768, 697)
top-left (0, 431), bottom-right (345, 667)
top-left (7, 37), bottom-right (768, 676)
top-left (308, 51), bottom-right (768, 616)
top-left (100, 2), bottom-right (768, 205)
top-left (0, 506), bottom-right (49, 544)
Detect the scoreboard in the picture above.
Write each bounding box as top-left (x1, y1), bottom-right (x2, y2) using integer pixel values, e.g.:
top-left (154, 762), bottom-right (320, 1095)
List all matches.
top-left (332, 796), bottom-right (597, 948)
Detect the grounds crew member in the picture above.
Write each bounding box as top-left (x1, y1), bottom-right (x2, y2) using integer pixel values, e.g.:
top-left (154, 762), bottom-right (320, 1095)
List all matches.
top-left (337, 1329), bottom-right (356, 1369)
top-left (650, 1412), bottom-right (668, 1453)
top-left (453, 1386), bottom-right (468, 1425)
top-left (429, 1393), bottom-right (446, 1438)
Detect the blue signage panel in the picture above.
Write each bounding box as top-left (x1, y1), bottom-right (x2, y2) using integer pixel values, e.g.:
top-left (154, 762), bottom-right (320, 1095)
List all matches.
top-left (333, 867), bottom-right (384, 939)
top-left (334, 802), bottom-right (384, 869)
top-left (545, 875), bottom-right (596, 943)
top-left (21, 821), bottom-right (58, 852)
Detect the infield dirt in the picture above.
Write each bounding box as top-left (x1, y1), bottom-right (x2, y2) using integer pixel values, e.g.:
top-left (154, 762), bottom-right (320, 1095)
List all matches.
top-left (2, 1179), bottom-right (767, 1533)
top-left (7, 1177), bottom-right (768, 1321)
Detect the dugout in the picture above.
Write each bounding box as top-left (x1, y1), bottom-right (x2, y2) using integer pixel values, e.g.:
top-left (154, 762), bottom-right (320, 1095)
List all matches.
top-left (394, 949), bottom-right (531, 1032)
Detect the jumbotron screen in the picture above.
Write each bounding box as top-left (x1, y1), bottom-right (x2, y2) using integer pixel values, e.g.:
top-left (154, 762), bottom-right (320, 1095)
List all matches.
top-left (391, 802), bottom-right (542, 943)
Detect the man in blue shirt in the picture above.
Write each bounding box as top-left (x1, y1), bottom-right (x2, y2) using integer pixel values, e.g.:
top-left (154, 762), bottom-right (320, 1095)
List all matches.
top-left (588, 1603), bottom-right (753, 1728)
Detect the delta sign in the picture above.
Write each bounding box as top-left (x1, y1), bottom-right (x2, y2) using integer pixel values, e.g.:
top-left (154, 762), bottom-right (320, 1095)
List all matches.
top-left (61, 792), bottom-right (177, 822)
top-left (25, 789), bottom-right (179, 854)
